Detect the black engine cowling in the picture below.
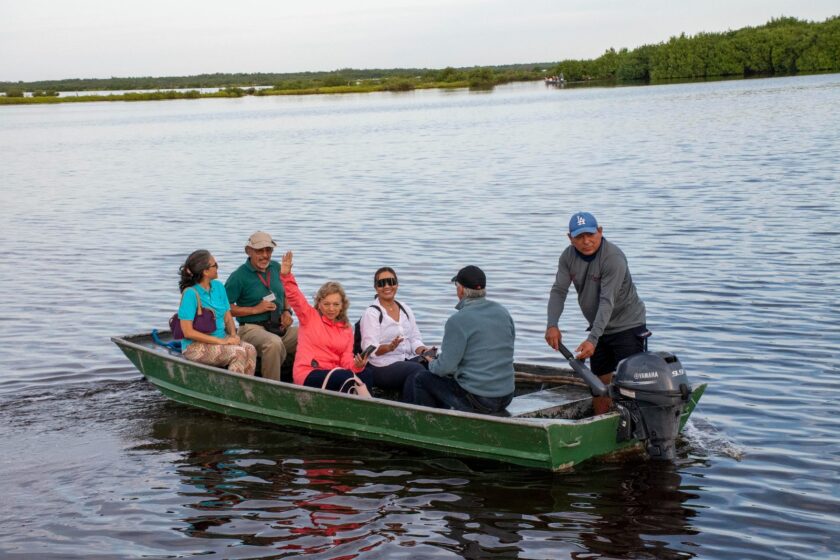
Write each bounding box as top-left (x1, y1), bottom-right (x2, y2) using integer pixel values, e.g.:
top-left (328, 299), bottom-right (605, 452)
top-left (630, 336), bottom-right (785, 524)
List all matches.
top-left (611, 352), bottom-right (692, 460)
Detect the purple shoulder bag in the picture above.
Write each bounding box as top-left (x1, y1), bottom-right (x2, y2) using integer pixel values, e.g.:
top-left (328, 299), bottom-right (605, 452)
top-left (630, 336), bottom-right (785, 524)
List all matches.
top-left (170, 287), bottom-right (216, 340)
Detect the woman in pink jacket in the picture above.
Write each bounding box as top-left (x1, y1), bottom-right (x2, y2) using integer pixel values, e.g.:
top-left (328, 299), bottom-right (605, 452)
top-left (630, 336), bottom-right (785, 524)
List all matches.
top-left (279, 251), bottom-right (371, 392)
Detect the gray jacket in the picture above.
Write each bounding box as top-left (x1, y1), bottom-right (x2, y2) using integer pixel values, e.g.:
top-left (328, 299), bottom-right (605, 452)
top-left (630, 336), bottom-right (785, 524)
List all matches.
top-left (547, 238), bottom-right (646, 345)
top-left (429, 296), bottom-right (515, 397)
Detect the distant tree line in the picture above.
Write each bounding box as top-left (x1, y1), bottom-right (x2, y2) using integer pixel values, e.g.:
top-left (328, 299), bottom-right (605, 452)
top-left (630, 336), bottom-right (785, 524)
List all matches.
top-left (0, 64), bottom-right (547, 94)
top-left (550, 16), bottom-right (840, 81)
top-left (0, 88), bottom-right (271, 105)
top-left (2, 15), bottom-right (837, 102)
top-left (0, 65), bottom-right (548, 103)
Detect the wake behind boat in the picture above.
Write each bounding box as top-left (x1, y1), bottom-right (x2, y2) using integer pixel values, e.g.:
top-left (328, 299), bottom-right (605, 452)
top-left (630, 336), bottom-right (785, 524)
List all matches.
top-left (113, 331), bottom-right (705, 471)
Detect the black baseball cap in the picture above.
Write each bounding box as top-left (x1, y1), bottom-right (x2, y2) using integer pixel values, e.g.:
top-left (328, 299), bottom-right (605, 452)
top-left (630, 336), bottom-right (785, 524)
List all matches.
top-left (451, 265), bottom-right (486, 290)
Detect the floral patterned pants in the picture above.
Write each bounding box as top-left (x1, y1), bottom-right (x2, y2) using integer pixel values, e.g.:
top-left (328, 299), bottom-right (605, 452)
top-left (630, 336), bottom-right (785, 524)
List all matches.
top-left (183, 341), bottom-right (257, 375)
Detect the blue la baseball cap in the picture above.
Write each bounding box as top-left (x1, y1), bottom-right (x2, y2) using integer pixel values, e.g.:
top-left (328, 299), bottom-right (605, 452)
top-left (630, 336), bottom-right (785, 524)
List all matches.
top-left (569, 212), bottom-right (599, 237)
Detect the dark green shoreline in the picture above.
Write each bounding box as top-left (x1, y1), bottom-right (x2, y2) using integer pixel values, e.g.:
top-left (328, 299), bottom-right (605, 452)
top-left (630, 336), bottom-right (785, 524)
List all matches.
top-left (2, 15), bottom-right (838, 106)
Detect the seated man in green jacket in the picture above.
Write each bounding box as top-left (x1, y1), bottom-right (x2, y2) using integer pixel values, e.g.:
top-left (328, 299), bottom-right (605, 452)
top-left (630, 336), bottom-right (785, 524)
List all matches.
top-left (225, 231), bottom-right (298, 381)
top-left (409, 265), bottom-right (515, 414)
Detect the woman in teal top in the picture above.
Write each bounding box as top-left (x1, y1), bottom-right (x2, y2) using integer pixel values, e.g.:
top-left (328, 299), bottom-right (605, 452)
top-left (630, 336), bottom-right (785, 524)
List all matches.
top-left (177, 250), bottom-right (257, 375)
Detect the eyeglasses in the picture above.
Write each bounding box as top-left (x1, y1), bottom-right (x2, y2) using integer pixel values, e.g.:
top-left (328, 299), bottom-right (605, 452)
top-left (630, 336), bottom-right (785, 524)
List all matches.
top-left (375, 277), bottom-right (398, 288)
top-left (208, 263), bottom-right (219, 269)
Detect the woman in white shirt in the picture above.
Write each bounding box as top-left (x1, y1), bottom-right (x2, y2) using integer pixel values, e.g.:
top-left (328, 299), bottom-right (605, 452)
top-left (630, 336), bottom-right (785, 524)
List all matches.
top-left (359, 267), bottom-right (431, 400)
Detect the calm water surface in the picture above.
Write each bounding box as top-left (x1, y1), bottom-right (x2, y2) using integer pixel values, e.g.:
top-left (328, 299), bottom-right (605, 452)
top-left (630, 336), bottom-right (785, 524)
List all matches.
top-left (1, 75), bottom-right (838, 559)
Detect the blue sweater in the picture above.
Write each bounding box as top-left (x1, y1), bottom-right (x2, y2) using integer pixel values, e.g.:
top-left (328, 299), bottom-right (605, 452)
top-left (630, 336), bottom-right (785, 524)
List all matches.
top-left (429, 296), bottom-right (515, 397)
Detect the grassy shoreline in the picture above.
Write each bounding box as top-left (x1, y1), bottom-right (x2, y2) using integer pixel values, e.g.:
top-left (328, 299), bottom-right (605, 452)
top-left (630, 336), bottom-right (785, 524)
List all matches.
top-left (4, 70), bottom-right (839, 106)
top-left (0, 79), bottom-right (501, 105)
top-left (3, 15), bottom-right (837, 106)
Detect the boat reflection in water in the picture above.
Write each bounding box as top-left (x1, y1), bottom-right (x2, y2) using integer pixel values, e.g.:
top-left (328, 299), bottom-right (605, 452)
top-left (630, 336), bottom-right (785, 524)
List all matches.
top-left (145, 406), bottom-right (701, 558)
top-left (563, 464), bottom-right (699, 559)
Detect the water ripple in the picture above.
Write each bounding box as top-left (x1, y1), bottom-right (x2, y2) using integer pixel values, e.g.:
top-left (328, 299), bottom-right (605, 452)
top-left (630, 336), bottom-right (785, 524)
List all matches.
top-left (1, 75), bottom-right (840, 558)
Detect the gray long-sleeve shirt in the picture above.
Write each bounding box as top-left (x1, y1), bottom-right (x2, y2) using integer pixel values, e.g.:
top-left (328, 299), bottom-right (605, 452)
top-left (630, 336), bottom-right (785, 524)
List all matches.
top-left (547, 238), bottom-right (646, 345)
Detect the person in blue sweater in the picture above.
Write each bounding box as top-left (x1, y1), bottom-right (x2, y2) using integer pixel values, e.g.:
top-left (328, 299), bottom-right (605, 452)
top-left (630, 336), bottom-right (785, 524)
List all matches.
top-left (409, 265), bottom-right (515, 414)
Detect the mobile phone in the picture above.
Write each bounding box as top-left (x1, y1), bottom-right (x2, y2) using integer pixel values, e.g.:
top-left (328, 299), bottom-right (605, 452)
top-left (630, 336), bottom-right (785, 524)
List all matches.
top-left (421, 347), bottom-right (438, 359)
top-left (360, 345), bottom-right (376, 360)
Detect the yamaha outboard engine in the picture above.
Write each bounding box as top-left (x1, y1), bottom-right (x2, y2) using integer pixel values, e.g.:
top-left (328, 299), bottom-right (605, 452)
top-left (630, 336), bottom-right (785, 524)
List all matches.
top-left (612, 352), bottom-right (693, 460)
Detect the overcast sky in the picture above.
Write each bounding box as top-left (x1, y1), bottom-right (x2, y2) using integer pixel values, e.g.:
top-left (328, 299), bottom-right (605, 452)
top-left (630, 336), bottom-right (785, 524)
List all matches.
top-left (1, 0), bottom-right (837, 82)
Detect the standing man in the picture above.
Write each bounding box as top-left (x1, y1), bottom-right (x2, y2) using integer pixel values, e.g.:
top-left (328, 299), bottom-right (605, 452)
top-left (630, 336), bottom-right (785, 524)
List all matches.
top-left (411, 265), bottom-right (515, 414)
top-left (545, 212), bottom-right (648, 414)
top-left (225, 231), bottom-right (298, 381)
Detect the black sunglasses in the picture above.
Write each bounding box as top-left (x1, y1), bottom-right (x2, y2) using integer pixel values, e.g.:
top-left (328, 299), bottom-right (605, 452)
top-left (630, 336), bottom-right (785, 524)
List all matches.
top-left (375, 277), bottom-right (398, 288)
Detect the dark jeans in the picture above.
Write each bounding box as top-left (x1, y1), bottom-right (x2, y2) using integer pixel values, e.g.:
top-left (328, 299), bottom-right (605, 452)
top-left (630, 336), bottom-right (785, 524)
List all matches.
top-left (363, 357), bottom-right (427, 400)
top-left (590, 324), bottom-right (650, 376)
top-left (304, 368), bottom-right (373, 393)
top-left (410, 372), bottom-right (513, 414)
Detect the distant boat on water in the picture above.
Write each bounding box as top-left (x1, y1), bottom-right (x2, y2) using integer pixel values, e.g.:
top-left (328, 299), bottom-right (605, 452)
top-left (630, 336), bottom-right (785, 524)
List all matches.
top-left (545, 73), bottom-right (566, 86)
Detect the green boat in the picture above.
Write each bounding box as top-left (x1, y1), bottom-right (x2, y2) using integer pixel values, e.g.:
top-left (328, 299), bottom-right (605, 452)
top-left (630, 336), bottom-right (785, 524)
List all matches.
top-left (112, 332), bottom-right (706, 471)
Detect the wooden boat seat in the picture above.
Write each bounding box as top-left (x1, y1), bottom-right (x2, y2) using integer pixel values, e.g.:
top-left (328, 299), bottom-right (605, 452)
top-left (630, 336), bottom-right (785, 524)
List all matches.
top-left (507, 386), bottom-right (592, 419)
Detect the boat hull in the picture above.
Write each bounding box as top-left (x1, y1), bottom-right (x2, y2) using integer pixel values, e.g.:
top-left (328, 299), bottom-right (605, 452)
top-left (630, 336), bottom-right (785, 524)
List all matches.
top-left (113, 333), bottom-right (706, 471)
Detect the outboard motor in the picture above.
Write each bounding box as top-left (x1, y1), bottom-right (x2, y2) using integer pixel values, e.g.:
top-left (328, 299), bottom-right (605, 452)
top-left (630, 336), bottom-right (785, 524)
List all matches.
top-left (611, 352), bottom-right (693, 460)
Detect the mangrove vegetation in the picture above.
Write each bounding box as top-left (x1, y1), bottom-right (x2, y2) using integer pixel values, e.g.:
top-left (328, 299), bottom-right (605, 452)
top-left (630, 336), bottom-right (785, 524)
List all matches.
top-left (549, 15), bottom-right (840, 82)
top-left (1, 15), bottom-right (837, 105)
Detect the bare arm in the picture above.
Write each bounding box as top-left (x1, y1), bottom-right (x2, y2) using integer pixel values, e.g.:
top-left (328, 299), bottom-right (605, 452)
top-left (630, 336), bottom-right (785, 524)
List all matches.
top-left (223, 310), bottom-right (239, 338)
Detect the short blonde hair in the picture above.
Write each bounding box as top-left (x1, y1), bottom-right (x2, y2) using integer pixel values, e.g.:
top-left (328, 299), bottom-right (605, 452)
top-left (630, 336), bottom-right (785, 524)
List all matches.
top-left (313, 281), bottom-right (351, 326)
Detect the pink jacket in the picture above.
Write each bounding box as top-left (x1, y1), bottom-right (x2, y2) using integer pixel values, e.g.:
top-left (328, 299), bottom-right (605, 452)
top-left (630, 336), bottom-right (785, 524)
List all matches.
top-left (281, 273), bottom-right (361, 385)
